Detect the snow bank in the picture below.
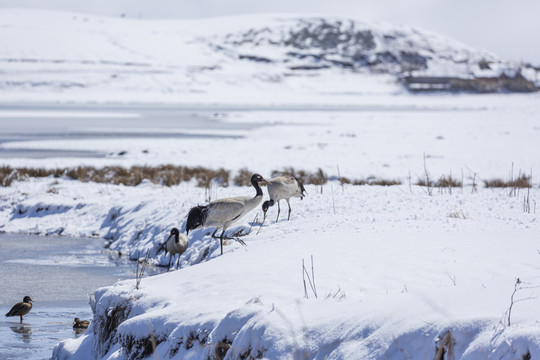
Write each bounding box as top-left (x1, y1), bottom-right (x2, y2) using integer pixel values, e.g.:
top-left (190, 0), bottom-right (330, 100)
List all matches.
top-left (1, 176), bottom-right (538, 359)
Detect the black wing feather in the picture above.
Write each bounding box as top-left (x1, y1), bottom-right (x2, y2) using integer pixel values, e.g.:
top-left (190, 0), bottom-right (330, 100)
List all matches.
top-left (186, 205), bottom-right (208, 234)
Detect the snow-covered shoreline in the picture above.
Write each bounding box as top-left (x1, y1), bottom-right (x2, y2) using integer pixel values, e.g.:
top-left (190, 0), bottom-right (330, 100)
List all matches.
top-left (0, 92), bottom-right (539, 359)
top-left (2, 7), bottom-right (540, 359)
top-left (1, 175), bottom-right (539, 359)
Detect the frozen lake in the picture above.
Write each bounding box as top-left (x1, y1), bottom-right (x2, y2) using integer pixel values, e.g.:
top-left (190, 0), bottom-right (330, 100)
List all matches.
top-left (1, 97), bottom-right (539, 182)
top-left (0, 233), bottom-right (166, 360)
top-left (0, 104), bottom-right (254, 159)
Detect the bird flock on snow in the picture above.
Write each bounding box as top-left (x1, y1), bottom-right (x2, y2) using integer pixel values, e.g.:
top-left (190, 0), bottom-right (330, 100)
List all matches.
top-left (164, 173), bottom-right (306, 268)
top-left (4, 174), bottom-right (305, 326)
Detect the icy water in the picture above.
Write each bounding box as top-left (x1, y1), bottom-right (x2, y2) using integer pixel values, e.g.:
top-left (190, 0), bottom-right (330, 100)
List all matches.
top-left (0, 233), bottom-right (166, 360)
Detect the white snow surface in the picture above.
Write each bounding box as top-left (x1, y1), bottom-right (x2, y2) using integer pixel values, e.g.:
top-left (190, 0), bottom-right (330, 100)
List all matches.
top-left (1, 91), bottom-right (540, 360)
top-left (1, 8), bottom-right (540, 360)
top-left (1, 8), bottom-right (537, 105)
top-left (23, 179), bottom-right (536, 359)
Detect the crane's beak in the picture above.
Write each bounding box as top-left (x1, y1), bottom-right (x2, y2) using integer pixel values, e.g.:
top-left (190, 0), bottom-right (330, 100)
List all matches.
top-left (259, 179), bottom-right (269, 186)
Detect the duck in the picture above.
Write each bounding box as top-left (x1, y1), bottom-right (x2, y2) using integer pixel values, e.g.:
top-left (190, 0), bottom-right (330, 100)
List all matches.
top-left (186, 173), bottom-right (267, 255)
top-left (73, 317), bottom-right (90, 329)
top-left (5, 296), bottom-right (33, 323)
top-left (262, 175), bottom-right (306, 222)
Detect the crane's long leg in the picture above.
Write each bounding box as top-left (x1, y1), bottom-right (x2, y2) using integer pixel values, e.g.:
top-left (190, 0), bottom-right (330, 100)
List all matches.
top-left (175, 255), bottom-right (180, 270)
top-left (276, 200), bottom-right (281, 222)
top-left (20, 315), bottom-right (23, 323)
top-left (167, 253), bottom-right (173, 272)
top-left (211, 227), bottom-right (221, 238)
top-left (219, 227), bottom-right (228, 255)
top-left (286, 199), bottom-right (292, 220)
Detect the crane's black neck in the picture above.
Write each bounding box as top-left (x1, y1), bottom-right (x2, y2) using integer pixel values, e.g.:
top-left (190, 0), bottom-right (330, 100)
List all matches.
top-left (251, 176), bottom-right (263, 197)
top-left (170, 228), bottom-right (180, 242)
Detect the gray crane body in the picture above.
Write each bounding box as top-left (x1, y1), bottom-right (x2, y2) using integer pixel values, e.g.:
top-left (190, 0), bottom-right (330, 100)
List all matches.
top-left (186, 173), bottom-right (267, 255)
top-left (263, 176), bottom-right (306, 221)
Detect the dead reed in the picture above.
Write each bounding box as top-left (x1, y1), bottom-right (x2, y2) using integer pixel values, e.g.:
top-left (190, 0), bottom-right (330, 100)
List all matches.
top-left (1, 165), bottom-right (535, 191)
top-left (0, 165), bottom-right (229, 188)
top-left (484, 173), bottom-right (531, 188)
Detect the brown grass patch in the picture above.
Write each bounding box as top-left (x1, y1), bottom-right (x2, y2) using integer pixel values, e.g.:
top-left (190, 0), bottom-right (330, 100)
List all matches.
top-left (484, 174), bottom-right (531, 188)
top-left (233, 168), bottom-right (254, 186)
top-left (435, 175), bottom-right (462, 188)
top-left (0, 165), bottom-right (230, 188)
top-left (0, 165), bottom-right (405, 188)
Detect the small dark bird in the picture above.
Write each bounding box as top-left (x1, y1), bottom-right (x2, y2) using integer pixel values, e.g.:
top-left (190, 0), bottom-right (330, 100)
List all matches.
top-left (186, 173), bottom-right (267, 255)
top-left (165, 227), bottom-right (189, 270)
top-left (73, 317), bottom-right (90, 329)
top-left (262, 176), bottom-right (306, 222)
top-left (5, 296), bottom-right (33, 323)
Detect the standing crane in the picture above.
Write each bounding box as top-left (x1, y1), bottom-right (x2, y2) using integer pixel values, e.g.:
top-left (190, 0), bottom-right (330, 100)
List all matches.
top-left (165, 227), bottom-right (189, 270)
top-left (262, 175), bottom-right (306, 222)
top-left (186, 173), bottom-right (267, 255)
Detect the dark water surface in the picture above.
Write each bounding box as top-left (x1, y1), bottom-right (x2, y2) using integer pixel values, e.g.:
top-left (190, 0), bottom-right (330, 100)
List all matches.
top-left (0, 233), bottom-right (165, 360)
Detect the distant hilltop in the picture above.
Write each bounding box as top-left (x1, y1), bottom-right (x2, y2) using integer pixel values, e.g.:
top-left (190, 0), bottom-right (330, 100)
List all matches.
top-left (214, 17), bottom-right (539, 93)
top-left (0, 9), bottom-right (538, 103)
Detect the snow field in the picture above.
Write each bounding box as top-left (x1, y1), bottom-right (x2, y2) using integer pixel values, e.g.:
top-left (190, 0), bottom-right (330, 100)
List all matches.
top-left (1, 7), bottom-right (540, 359)
top-left (1, 176), bottom-right (538, 358)
top-left (2, 94), bottom-right (540, 185)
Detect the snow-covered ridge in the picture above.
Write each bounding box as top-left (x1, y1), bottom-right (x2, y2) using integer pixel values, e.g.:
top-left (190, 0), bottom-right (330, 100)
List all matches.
top-left (0, 9), bottom-right (538, 105)
top-left (212, 16), bottom-right (539, 92)
top-left (216, 17), bottom-right (497, 74)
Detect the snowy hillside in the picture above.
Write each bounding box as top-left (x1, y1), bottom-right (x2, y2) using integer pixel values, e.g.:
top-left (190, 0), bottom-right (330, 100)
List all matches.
top-left (0, 9), bottom-right (538, 104)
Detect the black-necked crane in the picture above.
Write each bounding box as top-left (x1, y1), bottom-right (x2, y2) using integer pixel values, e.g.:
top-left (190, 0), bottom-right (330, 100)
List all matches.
top-left (262, 175), bottom-right (306, 222)
top-left (5, 296), bottom-right (33, 323)
top-left (165, 227), bottom-right (189, 270)
top-left (186, 173), bottom-right (267, 255)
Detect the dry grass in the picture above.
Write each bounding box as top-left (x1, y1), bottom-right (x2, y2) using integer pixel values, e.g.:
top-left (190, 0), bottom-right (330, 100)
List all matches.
top-left (3, 165), bottom-right (533, 191)
top-left (0, 165), bottom-right (230, 188)
top-left (352, 178), bottom-right (401, 186)
top-left (448, 210), bottom-right (468, 219)
top-left (233, 168), bottom-right (254, 186)
top-left (434, 330), bottom-right (454, 360)
top-left (0, 164), bottom-right (403, 189)
top-left (415, 178), bottom-right (432, 187)
top-left (435, 174), bottom-right (462, 188)
top-left (484, 174), bottom-right (531, 188)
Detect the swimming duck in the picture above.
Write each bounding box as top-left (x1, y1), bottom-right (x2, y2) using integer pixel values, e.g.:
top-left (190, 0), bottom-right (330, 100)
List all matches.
top-left (5, 296), bottom-right (33, 323)
top-left (73, 317), bottom-right (90, 329)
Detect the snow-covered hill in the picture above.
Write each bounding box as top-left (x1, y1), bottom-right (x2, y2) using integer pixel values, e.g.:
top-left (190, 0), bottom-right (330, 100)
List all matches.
top-left (0, 9), bottom-right (538, 104)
